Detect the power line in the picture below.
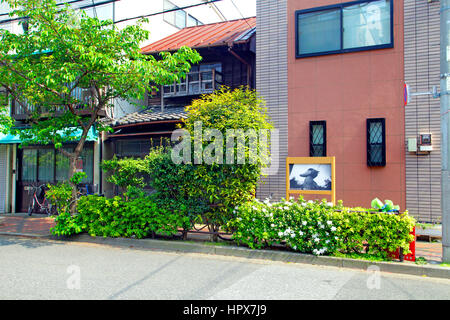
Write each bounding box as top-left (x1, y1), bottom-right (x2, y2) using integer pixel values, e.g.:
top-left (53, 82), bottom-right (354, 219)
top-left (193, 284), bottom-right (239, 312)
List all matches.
top-left (0, 0), bottom-right (98, 17)
top-left (229, 0), bottom-right (253, 29)
top-left (0, 0), bottom-right (119, 25)
top-left (113, 0), bottom-right (223, 25)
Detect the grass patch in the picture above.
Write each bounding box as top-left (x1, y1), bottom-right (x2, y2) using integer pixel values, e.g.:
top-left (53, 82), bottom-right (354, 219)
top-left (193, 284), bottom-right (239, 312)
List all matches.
top-left (332, 252), bottom-right (389, 262)
top-left (415, 257), bottom-right (428, 265)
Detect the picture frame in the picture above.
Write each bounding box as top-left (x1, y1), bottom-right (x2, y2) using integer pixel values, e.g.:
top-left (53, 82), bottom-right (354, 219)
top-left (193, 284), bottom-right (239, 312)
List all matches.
top-left (286, 157), bottom-right (336, 204)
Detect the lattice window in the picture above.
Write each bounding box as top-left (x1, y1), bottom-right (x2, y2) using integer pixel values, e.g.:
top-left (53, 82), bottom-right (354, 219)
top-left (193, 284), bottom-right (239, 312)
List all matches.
top-left (310, 121), bottom-right (326, 157)
top-left (367, 118), bottom-right (386, 166)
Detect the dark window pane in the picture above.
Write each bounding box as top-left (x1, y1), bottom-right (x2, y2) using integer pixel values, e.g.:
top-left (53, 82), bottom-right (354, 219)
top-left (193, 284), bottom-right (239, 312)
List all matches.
top-left (367, 119), bottom-right (385, 166)
top-left (22, 149), bottom-right (37, 182)
top-left (80, 147), bottom-right (94, 184)
top-left (310, 121), bottom-right (326, 157)
top-left (312, 125), bottom-right (324, 145)
top-left (298, 9), bottom-right (341, 55)
top-left (56, 147), bottom-right (73, 182)
top-left (38, 149), bottom-right (54, 182)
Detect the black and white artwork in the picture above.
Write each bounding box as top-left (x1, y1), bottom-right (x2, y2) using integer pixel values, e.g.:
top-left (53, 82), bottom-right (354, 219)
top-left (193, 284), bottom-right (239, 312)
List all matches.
top-left (289, 164), bottom-right (332, 191)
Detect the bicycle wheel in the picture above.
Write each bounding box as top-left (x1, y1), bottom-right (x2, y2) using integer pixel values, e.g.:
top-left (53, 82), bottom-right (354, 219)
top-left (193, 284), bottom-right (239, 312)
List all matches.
top-left (27, 198), bottom-right (35, 216)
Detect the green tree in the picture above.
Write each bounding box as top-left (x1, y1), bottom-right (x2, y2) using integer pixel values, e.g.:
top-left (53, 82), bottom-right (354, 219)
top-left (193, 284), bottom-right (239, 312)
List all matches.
top-left (0, 0), bottom-right (201, 202)
top-left (181, 87), bottom-right (273, 240)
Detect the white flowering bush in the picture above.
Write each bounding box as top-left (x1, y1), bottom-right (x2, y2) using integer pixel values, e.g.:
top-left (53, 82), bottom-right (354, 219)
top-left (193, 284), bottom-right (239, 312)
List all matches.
top-left (227, 198), bottom-right (340, 255)
top-left (228, 197), bottom-right (416, 258)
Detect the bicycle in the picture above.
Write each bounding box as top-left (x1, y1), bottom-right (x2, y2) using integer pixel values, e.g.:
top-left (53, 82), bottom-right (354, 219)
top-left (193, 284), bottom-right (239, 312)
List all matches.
top-left (26, 184), bottom-right (57, 216)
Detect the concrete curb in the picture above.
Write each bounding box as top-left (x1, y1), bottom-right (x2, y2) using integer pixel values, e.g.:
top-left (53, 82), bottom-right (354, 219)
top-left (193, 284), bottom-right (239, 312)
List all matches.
top-left (1, 231), bottom-right (448, 279)
top-left (58, 233), bottom-right (450, 280)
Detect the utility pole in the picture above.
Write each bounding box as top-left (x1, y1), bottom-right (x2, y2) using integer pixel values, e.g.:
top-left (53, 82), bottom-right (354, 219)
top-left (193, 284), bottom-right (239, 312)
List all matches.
top-left (441, 0), bottom-right (450, 263)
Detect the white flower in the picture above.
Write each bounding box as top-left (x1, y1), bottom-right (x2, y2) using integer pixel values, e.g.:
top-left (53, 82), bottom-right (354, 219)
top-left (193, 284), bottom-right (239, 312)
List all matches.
top-left (327, 221), bottom-right (332, 225)
top-left (326, 240), bottom-right (330, 244)
top-left (278, 231), bottom-right (284, 237)
top-left (291, 233), bottom-right (295, 238)
top-left (262, 208), bottom-right (267, 213)
top-left (284, 206), bottom-right (289, 210)
top-left (331, 226), bottom-right (337, 232)
top-left (314, 237), bottom-right (320, 242)
top-left (271, 223), bottom-right (275, 227)
top-left (308, 200), bottom-right (314, 204)
top-left (302, 221), bottom-right (307, 226)
top-left (326, 202), bottom-right (333, 207)
top-left (301, 203), bottom-right (307, 207)
top-left (298, 231), bottom-right (303, 236)
top-left (293, 246), bottom-right (297, 250)
top-left (335, 236), bottom-right (339, 240)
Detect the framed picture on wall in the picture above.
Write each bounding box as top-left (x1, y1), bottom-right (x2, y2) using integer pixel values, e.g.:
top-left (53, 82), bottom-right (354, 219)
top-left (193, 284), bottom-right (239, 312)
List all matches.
top-left (286, 157), bottom-right (335, 203)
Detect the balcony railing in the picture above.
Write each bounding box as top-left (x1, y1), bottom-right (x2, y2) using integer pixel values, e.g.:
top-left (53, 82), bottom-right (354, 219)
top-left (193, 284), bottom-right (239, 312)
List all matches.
top-left (11, 87), bottom-right (107, 119)
top-left (163, 69), bottom-right (223, 98)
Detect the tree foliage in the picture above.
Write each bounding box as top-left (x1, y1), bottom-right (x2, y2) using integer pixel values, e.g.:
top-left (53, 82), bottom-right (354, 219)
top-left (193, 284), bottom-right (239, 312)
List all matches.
top-left (0, 0), bottom-right (201, 201)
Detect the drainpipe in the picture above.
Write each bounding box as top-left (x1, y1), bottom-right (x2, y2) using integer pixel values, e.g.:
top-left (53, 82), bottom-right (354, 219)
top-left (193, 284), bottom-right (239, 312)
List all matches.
top-left (228, 46), bottom-right (252, 87)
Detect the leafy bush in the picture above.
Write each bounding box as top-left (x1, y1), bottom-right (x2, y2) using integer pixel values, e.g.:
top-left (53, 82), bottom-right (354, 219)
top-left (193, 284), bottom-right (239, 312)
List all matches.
top-left (228, 198), bottom-right (340, 255)
top-left (145, 147), bottom-right (207, 232)
top-left (101, 156), bottom-right (149, 198)
top-left (50, 194), bottom-right (187, 238)
top-left (46, 182), bottom-right (73, 214)
top-left (228, 197), bottom-right (415, 258)
top-left (75, 195), bottom-right (182, 238)
top-left (181, 87), bottom-right (273, 236)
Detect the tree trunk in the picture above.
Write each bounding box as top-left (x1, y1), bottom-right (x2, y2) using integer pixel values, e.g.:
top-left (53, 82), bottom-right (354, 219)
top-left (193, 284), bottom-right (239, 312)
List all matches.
top-left (66, 131), bottom-right (89, 213)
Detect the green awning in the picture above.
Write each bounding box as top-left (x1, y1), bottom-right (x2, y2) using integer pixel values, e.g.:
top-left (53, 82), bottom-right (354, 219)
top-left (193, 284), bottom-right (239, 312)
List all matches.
top-left (0, 127), bottom-right (98, 144)
top-left (0, 133), bottom-right (21, 144)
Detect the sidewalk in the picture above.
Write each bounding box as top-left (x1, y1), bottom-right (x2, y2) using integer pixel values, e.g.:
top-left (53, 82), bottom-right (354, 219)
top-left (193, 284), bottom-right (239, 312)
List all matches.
top-left (0, 214), bottom-right (444, 263)
top-left (0, 214), bottom-right (55, 237)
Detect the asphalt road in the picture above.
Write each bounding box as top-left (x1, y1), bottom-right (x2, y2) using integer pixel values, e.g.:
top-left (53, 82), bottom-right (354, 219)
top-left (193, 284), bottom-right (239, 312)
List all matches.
top-left (0, 235), bottom-right (449, 300)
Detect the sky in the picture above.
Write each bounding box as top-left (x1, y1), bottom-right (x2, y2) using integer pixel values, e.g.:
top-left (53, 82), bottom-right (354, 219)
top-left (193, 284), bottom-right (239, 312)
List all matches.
top-left (116, 0), bottom-right (256, 24)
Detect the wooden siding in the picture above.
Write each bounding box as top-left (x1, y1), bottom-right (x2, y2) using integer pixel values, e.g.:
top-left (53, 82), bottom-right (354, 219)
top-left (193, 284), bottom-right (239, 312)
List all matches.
top-left (147, 48), bottom-right (255, 108)
top-left (256, 0), bottom-right (288, 200)
top-left (404, 0), bottom-right (441, 222)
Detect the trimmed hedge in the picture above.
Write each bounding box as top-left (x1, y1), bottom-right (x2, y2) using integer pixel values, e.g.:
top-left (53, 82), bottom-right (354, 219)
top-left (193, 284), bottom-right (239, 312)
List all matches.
top-left (51, 195), bottom-right (186, 238)
top-left (51, 195), bottom-right (415, 260)
top-left (227, 198), bottom-right (415, 258)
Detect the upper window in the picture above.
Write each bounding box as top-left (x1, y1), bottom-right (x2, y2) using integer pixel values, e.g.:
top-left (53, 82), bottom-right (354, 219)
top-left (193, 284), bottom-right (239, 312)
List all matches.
top-left (296, 0), bottom-right (393, 58)
top-left (163, 0), bottom-right (202, 29)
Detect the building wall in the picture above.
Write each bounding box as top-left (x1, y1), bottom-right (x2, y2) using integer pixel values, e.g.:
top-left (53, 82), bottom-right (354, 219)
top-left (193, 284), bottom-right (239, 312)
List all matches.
top-left (404, 0), bottom-right (441, 223)
top-left (256, 0), bottom-right (289, 200)
top-left (286, 0), bottom-right (406, 208)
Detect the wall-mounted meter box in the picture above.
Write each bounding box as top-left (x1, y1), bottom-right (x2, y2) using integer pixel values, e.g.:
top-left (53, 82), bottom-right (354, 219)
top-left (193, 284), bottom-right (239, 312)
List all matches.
top-left (408, 138), bottom-right (417, 152)
top-left (419, 134), bottom-right (432, 152)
